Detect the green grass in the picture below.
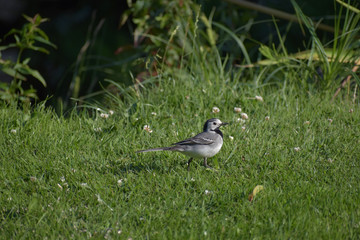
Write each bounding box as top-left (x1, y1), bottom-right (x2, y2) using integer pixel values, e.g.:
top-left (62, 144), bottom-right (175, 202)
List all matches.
top-left (1, 75), bottom-right (359, 239)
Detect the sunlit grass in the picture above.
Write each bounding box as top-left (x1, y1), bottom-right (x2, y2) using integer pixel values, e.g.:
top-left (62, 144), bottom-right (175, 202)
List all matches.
top-left (1, 78), bottom-right (359, 238)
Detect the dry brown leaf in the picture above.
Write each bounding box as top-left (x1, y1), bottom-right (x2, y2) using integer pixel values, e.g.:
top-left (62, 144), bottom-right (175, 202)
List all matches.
top-left (248, 185), bottom-right (264, 202)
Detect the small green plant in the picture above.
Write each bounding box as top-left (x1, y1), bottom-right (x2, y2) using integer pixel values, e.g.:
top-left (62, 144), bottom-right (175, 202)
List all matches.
top-left (0, 14), bottom-right (56, 104)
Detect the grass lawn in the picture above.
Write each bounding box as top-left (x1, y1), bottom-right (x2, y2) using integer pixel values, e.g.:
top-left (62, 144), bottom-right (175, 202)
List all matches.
top-left (1, 77), bottom-right (360, 239)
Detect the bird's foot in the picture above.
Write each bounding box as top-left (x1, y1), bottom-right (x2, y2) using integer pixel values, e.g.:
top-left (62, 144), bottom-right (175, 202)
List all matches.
top-left (186, 158), bottom-right (193, 171)
top-left (204, 164), bottom-right (218, 171)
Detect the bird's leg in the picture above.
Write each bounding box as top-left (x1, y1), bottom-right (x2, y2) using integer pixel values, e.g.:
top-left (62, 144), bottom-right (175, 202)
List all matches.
top-left (203, 158), bottom-right (212, 168)
top-left (187, 158), bottom-right (193, 171)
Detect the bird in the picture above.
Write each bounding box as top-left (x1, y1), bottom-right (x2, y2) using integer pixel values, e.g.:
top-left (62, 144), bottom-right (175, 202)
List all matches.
top-left (136, 118), bottom-right (228, 170)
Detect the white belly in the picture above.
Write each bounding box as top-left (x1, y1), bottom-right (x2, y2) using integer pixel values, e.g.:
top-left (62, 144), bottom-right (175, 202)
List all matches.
top-left (177, 139), bottom-right (223, 158)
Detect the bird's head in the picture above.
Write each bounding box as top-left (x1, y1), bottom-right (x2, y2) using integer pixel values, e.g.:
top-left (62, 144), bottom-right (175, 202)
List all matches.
top-left (203, 118), bottom-right (228, 132)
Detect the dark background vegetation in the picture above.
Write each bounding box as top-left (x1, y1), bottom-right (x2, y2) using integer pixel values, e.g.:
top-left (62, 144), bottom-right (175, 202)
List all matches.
top-left (0, 0), bottom-right (349, 110)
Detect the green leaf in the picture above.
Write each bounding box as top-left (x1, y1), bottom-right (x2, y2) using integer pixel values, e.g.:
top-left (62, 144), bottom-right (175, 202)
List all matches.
top-left (28, 45), bottom-right (50, 54)
top-left (242, 48), bottom-right (358, 67)
top-left (0, 43), bottom-right (17, 51)
top-left (213, 22), bottom-right (252, 65)
top-left (14, 35), bottom-right (20, 44)
top-left (28, 69), bottom-right (47, 87)
top-left (34, 28), bottom-right (49, 41)
top-left (33, 36), bottom-right (57, 49)
top-left (259, 45), bottom-right (276, 60)
top-left (336, 0), bottom-right (360, 14)
top-left (23, 14), bottom-right (34, 23)
top-left (16, 64), bottom-right (47, 86)
top-left (291, 0), bottom-right (330, 69)
top-left (120, 9), bottom-right (132, 27)
top-left (4, 28), bottom-right (21, 39)
top-left (0, 65), bottom-right (27, 80)
top-left (0, 82), bottom-right (9, 90)
top-left (23, 88), bottom-right (38, 99)
top-left (23, 58), bottom-right (31, 65)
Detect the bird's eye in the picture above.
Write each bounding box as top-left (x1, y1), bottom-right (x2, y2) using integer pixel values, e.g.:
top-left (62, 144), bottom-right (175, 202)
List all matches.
top-left (213, 122), bottom-right (216, 125)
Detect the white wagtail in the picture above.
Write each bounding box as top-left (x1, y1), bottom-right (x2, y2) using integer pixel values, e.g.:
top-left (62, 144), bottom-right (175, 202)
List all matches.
top-left (137, 118), bottom-right (228, 170)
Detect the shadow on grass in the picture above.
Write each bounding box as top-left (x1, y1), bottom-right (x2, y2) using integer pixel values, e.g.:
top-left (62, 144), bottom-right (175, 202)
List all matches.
top-left (112, 156), bottom-right (214, 175)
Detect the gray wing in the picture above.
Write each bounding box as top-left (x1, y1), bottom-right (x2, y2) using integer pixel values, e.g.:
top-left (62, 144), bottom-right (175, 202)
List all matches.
top-left (174, 132), bottom-right (215, 145)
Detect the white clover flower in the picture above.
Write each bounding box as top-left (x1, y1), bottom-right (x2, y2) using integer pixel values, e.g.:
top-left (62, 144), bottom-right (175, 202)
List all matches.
top-left (109, 110), bottom-right (114, 115)
top-left (191, 178), bottom-right (195, 182)
top-left (143, 125), bottom-right (153, 133)
top-left (265, 116), bottom-right (270, 121)
top-left (294, 147), bottom-right (301, 152)
top-left (60, 176), bottom-right (65, 182)
top-left (237, 118), bottom-right (246, 124)
top-left (255, 95), bottom-right (264, 102)
top-left (328, 158), bottom-right (334, 163)
top-left (30, 176), bottom-right (37, 182)
top-left (241, 126), bottom-right (246, 131)
top-left (204, 190), bottom-right (211, 195)
top-left (185, 95), bottom-right (190, 100)
top-left (100, 113), bottom-right (109, 119)
top-left (117, 230), bottom-right (122, 234)
top-left (229, 136), bottom-right (234, 141)
top-left (304, 121), bottom-right (310, 125)
top-left (80, 183), bottom-right (88, 187)
top-left (349, 109), bottom-right (354, 113)
top-left (96, 108), bottom-right (102, 111)
top-left (151, 112), bottom-right (157, 116)
top-left (117, 179), bottom-right (123, 186)
top-left (241, 113), bottom-right (249, 120)
top-left (10, 129), bottom-right (17, 134)
top-left (204, 231), bottom-right (208, 236)
top-left (328, 118), bottom-right (333, 123)
top-left (234, 107), bottom-right (242, 113)
top-left (194, 113), bottom-right (199, 117)
top-left (212, 106), bottom-right (220, 114)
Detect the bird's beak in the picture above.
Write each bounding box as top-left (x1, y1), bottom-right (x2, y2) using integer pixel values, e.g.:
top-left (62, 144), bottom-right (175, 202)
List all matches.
top-left (221, 122), bottom-right (228, 126)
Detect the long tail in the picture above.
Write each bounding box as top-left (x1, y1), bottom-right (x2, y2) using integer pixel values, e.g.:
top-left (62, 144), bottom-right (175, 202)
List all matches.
top-left (136, 146), bottom-right (174, 153)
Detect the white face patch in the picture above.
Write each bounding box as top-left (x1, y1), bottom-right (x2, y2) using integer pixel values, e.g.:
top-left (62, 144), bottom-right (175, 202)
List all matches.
top-left (207, 119), bottom-right (222, 131)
